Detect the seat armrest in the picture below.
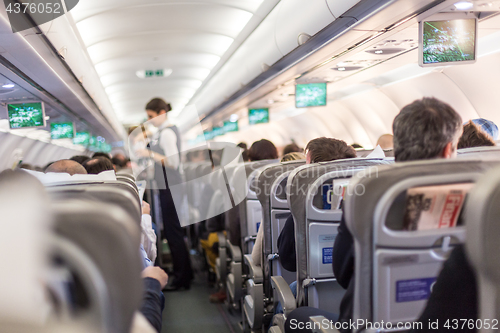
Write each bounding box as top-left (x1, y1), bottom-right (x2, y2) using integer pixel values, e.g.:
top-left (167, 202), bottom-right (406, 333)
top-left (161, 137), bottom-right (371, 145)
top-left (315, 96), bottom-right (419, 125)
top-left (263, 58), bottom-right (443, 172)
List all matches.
top-left (217, 231), bottom-right (226, 248)
top-left (271, 276), bottom-right (296, 317)
top-left (244, 254), bottom-right (263, 283)
top-left (227, 240), bottom-right (242, 262)
top-left (309, 316), bottom-right (339, 333)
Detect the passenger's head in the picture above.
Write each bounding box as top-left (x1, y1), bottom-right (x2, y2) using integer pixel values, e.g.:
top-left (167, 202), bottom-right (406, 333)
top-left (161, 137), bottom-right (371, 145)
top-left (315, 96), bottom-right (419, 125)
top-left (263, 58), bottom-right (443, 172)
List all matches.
top-left (351, 143), bottom-right (363, 149)
top-left (376, 134), bottom-right (394, 150)
top-left (45, 159), bottom-right (87, 175)
top-left (393, 97), bottom-right (462, 162)
top-left (305, 137), bottom-right (356, 164)
top-left (248, 139), bottom-right (278, 161)
top-left (458, 120), bottom-right (496, 149)
top-left (70, 155), bottom-right (91, 165)
top-left (92, 152), bottom-right (111, 160)
top-left (145, 98), bottom-right (172, 127)
top-left (281, 152), bottom-right (306, 162)
top-left (470, 118), bottom-right (499, 141)
top-left (19, 163), bottom-right (33, 170)
top-left (237, 142), bottom-right (249, 162)
top-left (283, 143), bottom-right (301, 155)
top-left (83, 157), bottom-right (115, 174)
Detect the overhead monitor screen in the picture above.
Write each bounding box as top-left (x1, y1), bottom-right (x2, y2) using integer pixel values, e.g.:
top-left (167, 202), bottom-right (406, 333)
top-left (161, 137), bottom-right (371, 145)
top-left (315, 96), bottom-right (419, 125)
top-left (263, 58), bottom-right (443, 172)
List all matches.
top-left (248, 108), bottom-right (269, 125)
top-left (295, 83), bottom-right (327, 108)
top-left (51, 122), bottom-right (74, 139)
top-left (73, 132), bottom-right (90, 145)
top-left (224, 121), bottom-right (238, 133)
top-left (420, 17), bottom-right (477, 66)
top-left (7, 102), bottom-right (46, 129)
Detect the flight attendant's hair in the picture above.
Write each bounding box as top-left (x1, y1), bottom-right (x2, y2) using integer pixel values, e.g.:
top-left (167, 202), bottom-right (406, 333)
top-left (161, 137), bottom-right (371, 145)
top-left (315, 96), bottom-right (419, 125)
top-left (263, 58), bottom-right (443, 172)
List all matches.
top-left (145, 98), bottom-right (172, 114)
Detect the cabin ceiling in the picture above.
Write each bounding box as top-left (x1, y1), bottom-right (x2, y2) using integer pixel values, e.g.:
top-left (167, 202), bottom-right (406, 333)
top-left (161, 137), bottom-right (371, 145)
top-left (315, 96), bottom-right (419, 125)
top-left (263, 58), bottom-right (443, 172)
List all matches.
top-left (70, 0), bottom-right (275, 125)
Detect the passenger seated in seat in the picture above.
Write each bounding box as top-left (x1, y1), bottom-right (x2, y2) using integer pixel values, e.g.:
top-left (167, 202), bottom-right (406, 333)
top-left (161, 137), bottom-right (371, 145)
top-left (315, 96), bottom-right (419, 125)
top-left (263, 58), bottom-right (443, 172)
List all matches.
top-left (284, 97), bottom-right (463, 333)
top-left (70, 155), bottom-right (91, 165)
top-left (458, 120), bottom-right (496, 149)
top-left (277, 138), bottom-right (356, 273)
top-left (45, 159), bottom-right (88, 175)
top-left (376, 134), bottom-right (393, 150)
top-left (248, 139), bottom-right (279, 161)
top-left (83, 156), bottom-right (115, 174)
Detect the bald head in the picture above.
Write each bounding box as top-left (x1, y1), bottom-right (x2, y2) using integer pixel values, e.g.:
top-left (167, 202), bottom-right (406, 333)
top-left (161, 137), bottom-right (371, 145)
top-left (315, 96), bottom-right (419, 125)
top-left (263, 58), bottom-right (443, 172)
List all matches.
top-left (376, 134), bottom-right (394, 150)
top-left (45, 159), bottom-right (87, 175)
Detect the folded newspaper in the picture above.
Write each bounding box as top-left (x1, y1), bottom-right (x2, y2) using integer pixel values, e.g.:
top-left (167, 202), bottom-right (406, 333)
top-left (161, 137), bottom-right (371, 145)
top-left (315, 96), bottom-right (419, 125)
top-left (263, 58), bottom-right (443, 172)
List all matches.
top-left (402, 183), bottom-right (474, 231)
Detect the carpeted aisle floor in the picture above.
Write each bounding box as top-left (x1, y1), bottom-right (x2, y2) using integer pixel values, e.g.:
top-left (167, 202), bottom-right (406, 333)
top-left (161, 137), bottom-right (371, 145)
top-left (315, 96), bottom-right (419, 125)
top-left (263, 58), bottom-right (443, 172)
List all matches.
top-left (161, 275), bottom-right (241, 333)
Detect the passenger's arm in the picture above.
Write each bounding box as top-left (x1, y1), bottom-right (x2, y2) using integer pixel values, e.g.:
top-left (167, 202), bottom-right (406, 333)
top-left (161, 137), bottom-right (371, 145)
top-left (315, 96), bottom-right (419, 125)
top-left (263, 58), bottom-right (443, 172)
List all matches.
top-left (140, 267), bottom-right (168, 333)
top-left (251, 222), bottom-right (264, 267)
top-left (277, 215), bottom-right (297, 272)
top-left (332, 214), bottom-right (354, 289)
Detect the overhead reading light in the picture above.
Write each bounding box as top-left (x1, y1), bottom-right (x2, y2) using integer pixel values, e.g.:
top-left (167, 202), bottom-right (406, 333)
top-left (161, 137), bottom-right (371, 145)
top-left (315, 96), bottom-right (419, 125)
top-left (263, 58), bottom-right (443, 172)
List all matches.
top-left (332, 66), bottom-right (364, 71)
top-left (365, 48), bottom-right (406, 55)
top-left (2, 84), bottom-right (14, 88)
top-left (454, 1), bottom-right (473, 10)
top-left (267, 99), bottom-right (275, 104)
top-left (230, 114), bottom-right (239, 122)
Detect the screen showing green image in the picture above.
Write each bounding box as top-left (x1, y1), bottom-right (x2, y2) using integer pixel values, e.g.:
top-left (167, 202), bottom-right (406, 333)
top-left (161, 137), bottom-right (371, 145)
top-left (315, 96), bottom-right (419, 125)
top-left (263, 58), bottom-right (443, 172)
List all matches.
top-left (51, 122), bottom-right (74, 139)
top-left (295, 83), bottom-right (327, 108)
top-left (224, 121), bottom-right (238, 133)
top-left (73, 132), bottom-right (90, 145)
top-left (248, 108), bottom-right (269, 125)
top-left (8, 102), bottom-right (45, 129)
top-left (422, 18), bottom-right (476, 64)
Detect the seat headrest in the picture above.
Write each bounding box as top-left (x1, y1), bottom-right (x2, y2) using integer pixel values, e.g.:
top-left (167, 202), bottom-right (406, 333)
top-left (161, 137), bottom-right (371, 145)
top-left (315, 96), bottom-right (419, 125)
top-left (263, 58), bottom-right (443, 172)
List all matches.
top-left (23, 169), bottom-right (116, 186)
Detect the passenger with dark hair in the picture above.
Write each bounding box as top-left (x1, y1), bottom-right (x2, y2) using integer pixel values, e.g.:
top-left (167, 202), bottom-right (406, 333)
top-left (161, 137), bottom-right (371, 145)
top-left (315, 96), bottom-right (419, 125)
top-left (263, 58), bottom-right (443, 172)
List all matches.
top-left (83, 157), bottom-right (114, 174)
top-left (248, 139), bottom-right (278, 161)
top-left (350, 143), bottom-right (363, 149)
top-left (237, 142), bottom-right (249, 161)
top-left (45, 159), bottom-right (88, 175)
top-left (283, 142), bottom-right (301, 155)
top-left (277, 137), bottom-right (356, 273)
top-left (284, 97), bottom-right (463, 333)
top-left (70, 155), bottom-right (91, 165)
top-left (135, 97), bottom-right (193, 291)
top-left (458, 120), bottom-right (496, 149)
top-left (19, 163), bottom-right (33, 170)
top-left (92, 152), bottom-right (111, 160)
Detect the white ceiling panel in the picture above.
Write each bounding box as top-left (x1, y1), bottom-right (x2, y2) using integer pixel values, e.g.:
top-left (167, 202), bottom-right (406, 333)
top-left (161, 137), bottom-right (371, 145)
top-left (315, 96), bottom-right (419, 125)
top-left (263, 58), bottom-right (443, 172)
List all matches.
top-left (69, 0), bottom-right (270, 125)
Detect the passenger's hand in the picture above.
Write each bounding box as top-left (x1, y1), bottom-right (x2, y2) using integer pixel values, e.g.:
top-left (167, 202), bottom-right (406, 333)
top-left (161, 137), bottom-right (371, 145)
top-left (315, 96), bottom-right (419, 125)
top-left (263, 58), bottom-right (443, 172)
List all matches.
top-left (142, 266), bottom-right (168, 289)
top-left (142, 201), bottom-right (150, 215)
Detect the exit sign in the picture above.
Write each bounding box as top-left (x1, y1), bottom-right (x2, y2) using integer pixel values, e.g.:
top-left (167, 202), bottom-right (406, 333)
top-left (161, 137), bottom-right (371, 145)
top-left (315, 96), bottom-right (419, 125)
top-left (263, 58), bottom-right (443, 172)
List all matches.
top-left (137, 69), bottom-right (172, 79)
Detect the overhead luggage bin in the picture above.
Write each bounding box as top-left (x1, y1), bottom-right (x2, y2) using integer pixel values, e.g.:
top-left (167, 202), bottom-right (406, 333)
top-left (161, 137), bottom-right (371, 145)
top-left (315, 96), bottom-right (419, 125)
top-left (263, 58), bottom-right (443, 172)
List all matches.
top-left (345, 158), bottom-right (500, 328)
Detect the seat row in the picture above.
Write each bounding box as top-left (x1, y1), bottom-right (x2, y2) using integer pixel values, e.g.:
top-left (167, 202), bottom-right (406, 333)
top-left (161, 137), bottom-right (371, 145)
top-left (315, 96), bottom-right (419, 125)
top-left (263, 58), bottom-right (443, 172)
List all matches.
top-left (212, 146), bottom-right (500, 333)
top-left (0, 169), bottom-right (145, 333)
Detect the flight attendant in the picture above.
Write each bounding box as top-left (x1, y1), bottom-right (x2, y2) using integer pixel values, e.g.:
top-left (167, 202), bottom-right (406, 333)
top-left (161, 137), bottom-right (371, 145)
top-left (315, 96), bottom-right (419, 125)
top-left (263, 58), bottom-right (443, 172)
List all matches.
top-left (139, 97), bottom-right (193, 291)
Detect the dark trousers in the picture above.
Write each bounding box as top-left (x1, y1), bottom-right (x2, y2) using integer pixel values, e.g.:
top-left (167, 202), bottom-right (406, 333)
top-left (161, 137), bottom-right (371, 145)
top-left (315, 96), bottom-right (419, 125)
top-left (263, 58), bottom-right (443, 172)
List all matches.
top-left (159, 187), bottom-right (193, 286)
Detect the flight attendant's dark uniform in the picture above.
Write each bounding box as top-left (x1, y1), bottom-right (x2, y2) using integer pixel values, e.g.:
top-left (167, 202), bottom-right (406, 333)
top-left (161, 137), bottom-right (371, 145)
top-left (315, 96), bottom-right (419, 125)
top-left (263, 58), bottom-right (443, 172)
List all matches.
top-left (150, 124), bottom-right (193, 289)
